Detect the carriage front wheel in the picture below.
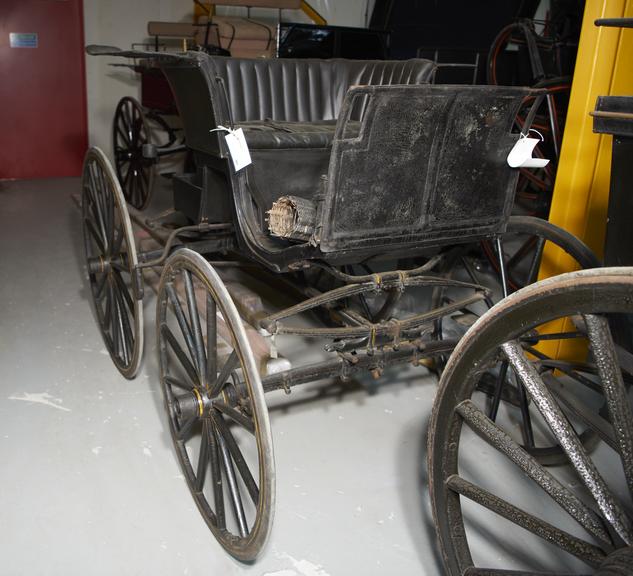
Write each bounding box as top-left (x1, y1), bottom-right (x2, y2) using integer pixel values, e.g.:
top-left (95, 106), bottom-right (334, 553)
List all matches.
top-left (429, 267), bottom-right (633, 575)
top-left (156, 249), bottom-right (275, 561)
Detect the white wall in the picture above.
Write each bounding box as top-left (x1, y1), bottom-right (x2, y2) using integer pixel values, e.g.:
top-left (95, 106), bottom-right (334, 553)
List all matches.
top-left (83, 0), bottom-right (370, 153)
top-left (83, 0), bottom-right (192, 152)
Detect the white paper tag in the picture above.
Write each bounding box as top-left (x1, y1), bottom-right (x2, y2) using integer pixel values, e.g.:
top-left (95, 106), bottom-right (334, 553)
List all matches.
top-left (507, 136), bottom-right (550, 169)
top-left (224, 128), bottom-right (252, 172)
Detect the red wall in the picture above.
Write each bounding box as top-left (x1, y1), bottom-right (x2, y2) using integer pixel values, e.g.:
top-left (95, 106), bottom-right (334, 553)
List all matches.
top-left (0, 0), bottom-right (88, 179)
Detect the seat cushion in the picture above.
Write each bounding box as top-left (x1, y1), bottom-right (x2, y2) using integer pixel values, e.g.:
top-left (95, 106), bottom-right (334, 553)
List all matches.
top-left (239, 120), bottom-right (360, 149)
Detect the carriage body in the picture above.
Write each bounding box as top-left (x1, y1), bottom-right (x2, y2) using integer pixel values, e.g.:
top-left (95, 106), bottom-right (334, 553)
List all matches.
top-left (81, 46), bottom-right (633, 571)
top-left (156, 52), bottom-right (533, 271)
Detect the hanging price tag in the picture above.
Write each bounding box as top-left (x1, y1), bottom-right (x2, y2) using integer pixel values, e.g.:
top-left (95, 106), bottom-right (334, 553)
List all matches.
top-left (507, 132), bottom-right (550, 169)
top-left (211, 126), bottom-right (252, 172)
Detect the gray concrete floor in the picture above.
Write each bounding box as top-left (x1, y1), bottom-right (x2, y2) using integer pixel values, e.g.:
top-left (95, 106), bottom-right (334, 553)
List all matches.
top-left (0, 177), bottom-right (443, 575)
top-left (1, 176), bottom-right (620, 576)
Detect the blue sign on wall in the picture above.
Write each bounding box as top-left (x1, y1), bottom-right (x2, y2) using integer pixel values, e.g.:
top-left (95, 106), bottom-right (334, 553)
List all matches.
top-left (9, 33), bottom-right (38, 48)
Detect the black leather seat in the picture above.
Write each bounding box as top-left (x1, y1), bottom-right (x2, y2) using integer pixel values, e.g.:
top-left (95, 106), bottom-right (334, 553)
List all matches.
top-left (203, 56), bottom-right (433, 152)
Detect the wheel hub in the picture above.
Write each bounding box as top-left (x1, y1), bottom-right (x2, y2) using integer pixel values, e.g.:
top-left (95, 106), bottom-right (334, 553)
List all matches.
top-left (174, 373), bottom-right (248, 421)
top-left (174, 388), bottom-right (208, 419)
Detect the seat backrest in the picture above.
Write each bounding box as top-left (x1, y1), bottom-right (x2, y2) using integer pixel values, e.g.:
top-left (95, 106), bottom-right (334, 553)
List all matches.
top-left (207, 56), bottom-right (435, 122)
top-left (160, 53), bottom-right (434, 156)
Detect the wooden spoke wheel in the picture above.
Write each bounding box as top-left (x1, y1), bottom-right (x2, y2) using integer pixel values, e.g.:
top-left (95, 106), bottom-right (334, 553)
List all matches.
top-left (481, 215), bottom-right (600, 295)
top-left (82, 147), bottom-right (144, 378)
top-left (433, 215), bottom-right (601, 465)
top-left (112, 96), bottom-right (154, 210)
top-left (429, 268), bottom-right (633, 575)
top-left (157, 249), bottom-right (274, 562)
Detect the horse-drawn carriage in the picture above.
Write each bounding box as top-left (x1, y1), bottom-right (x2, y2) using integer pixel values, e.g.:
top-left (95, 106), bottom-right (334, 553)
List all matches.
top-left (82, 45), bottom-right (633, 572)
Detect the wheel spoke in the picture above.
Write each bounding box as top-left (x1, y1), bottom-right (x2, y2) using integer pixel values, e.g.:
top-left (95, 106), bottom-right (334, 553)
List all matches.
top-left (165, 283), bottom-right (198, 379)
top-left (94, 270), bottom-right (108, 300)
top-left (214, 419), bottom-right (248, 537)
top-left (90, 164), bottom-right (109, 248)
top-left (212, 400), bottom-right (255, 434)
top-left (457, 400), bottom-right (612, 546)
top-left (110, 279), bottom-right (121, 359)
top-left (207, 294), bottom-right (217, 390)
top-left (85, 217), bottom-right (106, 254)
top-left (505, 236), bottom-right (538, 270)
top-left (207, 420), bottom-right (226, 528)
top-left (164, 375), bottom-right (193, 392)
top-left (585, 314), bottom-right (633, 497)
top-left (115, 124), bottom-right (131, 147)
top-left (122, 102), bottom-right (133, 138)
top-left (212, 411), bottom-right (259, 504)
top-left (542, 372), bottom-right (618, 451)
top-left (177, 414), bottom-right (197, 442)
top-left (86, 164), bottom-right (108, 240)
top-left (161, 324), bottom-right (199, 386)
top-left (211, 350), bottom-right (239, 397)
top-left (96, 164), bottom-right (114, 250)
top-left (516, 375), bottom-right (535, 448)
top-left (113, 282), bottom-right (134, 357)
top-left (136, 166), bottom-right (147, 196)
top-left (525, 346), bottom-right (603, 394)
top-left (488, 360), bottom-right (508, 421)
top-left (112, 269), bottom-right (134, 316)
top-left (195, 420), bottom-right (210, 492)
top-left (183, 270), bottom-right (207, 382)
top-left (112, 284), bottom-right (130, 365)
top-left (446, 475), bottom-right (606, 568)
top-left (519, 331), bottom-right (586, 342)
top-left (103, 276), bottom-right (113, 330)
top-left (502, 341), bottom-right (633, 544)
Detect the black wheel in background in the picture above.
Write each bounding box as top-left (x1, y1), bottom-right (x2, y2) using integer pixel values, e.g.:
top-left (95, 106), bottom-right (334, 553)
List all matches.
top-left (81, 147), bottom-right (143, 378)
top-left (112, 96), bottom-right (155, 210)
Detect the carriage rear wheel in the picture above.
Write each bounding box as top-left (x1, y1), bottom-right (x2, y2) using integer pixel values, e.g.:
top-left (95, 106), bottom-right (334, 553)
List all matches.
top-left (429, 268), bottom-right (633, 575)
top-left (433, 215), bottom-right (601, 465)
top-left (112, 96), bottom-right (155, 210)
top-left (82, 147), bottom-right (144, 378)
top-left (157, 249), bottom-right (275, 562)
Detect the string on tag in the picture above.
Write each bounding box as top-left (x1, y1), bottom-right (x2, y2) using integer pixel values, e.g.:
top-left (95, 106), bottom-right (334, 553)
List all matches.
top-left (209, 125), bottom-right (232, 134)
top-left (210, 125), bottom-right (252, 172)
top-left (520, 128), bottom-right (545, 142)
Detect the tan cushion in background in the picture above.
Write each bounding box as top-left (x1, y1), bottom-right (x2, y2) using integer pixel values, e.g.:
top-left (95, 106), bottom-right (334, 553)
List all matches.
top-left (213, 16), bottom-right (275, 42)
top-left (147, 21), bottom-right (200, 39)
